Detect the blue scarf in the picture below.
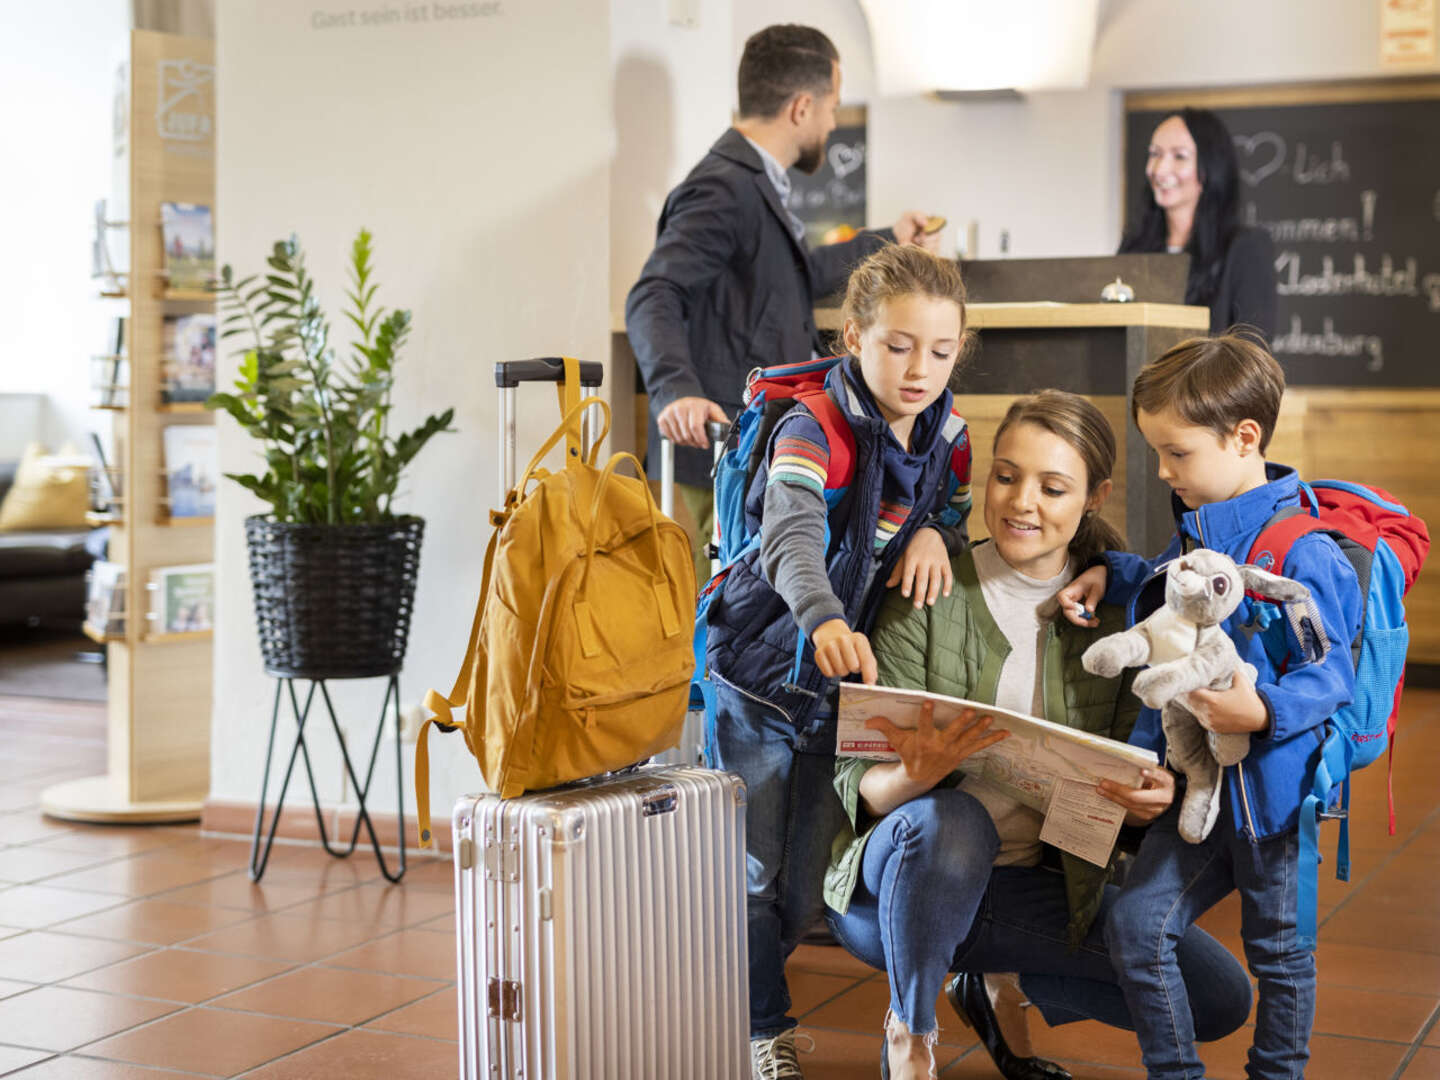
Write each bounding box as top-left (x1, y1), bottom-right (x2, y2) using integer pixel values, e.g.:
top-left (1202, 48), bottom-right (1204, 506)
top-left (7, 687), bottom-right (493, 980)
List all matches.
top-left (839, 354), bottom-right (953, 551)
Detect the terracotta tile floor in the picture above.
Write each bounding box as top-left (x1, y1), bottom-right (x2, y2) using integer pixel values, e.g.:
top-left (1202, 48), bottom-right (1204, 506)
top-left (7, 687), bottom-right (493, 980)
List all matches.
top-left (1, 688), bottom-right (1438, 1077)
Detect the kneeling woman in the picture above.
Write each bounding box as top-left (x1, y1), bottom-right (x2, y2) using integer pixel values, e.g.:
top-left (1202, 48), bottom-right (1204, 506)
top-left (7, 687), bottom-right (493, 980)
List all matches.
top-left (823, 391), bottom-right (1252, 1080)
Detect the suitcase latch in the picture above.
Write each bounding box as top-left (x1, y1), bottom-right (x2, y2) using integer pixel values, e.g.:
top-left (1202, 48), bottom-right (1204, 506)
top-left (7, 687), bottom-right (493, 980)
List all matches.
top-left (484, 840), bottom-right (520, 883)
top-left (458, 838), bottom-right (474, 871)
top-left (642, 784), bottom-right (679, 817)
top-left (488, 977), bottom-right (523, 1021)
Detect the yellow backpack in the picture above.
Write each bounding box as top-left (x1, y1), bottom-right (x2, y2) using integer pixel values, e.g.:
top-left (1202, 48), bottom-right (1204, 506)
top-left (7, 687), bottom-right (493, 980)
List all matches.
top-left (414, 363), bottom-right (696, 847)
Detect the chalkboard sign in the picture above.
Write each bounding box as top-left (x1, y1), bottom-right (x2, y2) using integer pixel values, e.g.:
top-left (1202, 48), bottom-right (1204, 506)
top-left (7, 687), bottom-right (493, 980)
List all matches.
top-left (786, 109), bottom-right (866, 248)
top-left (1125, 90), bottom-right (1440, 387)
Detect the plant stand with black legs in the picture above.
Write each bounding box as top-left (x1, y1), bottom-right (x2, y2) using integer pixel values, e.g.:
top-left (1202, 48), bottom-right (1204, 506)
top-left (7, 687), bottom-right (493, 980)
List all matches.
top-left (249, 674), bottom-right (406, 884)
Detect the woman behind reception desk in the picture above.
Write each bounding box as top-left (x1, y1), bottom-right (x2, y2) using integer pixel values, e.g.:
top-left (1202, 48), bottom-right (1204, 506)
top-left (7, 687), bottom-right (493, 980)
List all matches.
top-left (1120, 107), bottom-right (1276, 339)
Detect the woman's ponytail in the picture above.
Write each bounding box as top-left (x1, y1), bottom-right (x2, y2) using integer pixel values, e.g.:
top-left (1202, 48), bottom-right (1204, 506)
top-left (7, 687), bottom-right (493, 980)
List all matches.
top-left (992, 390), bottom-right (1126, 566)
top-left (1069, 508), bottom-right (1126, 569)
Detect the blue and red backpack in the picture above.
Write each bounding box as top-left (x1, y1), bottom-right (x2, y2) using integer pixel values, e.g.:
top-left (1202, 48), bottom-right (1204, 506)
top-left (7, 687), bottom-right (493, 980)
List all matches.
top-left (1246, 479), bottom-right (1429, 947)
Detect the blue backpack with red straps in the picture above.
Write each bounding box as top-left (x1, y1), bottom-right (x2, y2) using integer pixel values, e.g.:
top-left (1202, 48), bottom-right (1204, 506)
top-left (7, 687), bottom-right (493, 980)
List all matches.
top-left (1246, 479), bottom-right (1429, 948)
top-left (688, 357), bottom-right (858, 757)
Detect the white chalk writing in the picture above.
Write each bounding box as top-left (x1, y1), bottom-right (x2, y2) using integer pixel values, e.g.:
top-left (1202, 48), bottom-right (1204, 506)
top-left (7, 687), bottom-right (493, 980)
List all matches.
top-left (1424, 273), bottom-right (1440, 313)
top-left (1233, 132), bottom-right (1351, 188)
top-left (1274, 251), bottom-right (1420, 298)
top-left (1245, 190), bottom-right (1376, 244)
top-left (1234, 132), bottom-right (1286, 187)
top-left (1271, 316), bottom-right (1384, 373)
top-left (1292, 141), bottom-right (1351, 185)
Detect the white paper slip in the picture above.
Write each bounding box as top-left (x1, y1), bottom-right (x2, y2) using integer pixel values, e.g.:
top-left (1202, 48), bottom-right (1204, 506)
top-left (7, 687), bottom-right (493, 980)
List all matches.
top-left (1039, 777), bottom-right (1126, 868)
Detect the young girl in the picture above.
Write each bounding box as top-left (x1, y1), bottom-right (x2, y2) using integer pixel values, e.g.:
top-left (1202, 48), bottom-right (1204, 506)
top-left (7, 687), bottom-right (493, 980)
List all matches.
top-left (703, 244), bottom-right (974, 1079)
top-left (823, 392), bottom-right (1252, 1080)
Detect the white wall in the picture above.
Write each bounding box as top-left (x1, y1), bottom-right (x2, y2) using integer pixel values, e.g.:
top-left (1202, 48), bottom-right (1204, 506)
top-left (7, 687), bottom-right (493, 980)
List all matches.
top-left (0, 0), bottom-right (129, 455)
top-left (1094, 0), bottom-right (1440, 86)
top-left (868, 88), bottom-right (1122, 260)
top-left (212, 0), bottom-right (611, 819)
top-left (610, 0), bottom-right (734, 324)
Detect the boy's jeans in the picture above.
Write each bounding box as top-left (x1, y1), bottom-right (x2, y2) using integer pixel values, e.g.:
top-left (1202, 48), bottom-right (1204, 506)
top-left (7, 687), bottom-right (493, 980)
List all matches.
top-left (712, 680), bottom-right (848, 1039)
top-left (827, 788), bottom-right (1251, 1041)
top-left (1106, 801), bottom-right (1315, 1080)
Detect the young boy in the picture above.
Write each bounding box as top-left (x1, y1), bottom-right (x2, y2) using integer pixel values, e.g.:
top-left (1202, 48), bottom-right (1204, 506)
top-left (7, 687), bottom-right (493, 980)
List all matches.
top-left (1059, 333), bottom-right (1363, 1079)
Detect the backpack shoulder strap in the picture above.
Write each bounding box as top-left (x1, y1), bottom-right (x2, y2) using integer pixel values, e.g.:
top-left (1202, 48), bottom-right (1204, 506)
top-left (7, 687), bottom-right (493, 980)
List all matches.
top-left (1246, 507), bottom-right (1327, 584)
top-left (795, 388), bottom-right (855, 490)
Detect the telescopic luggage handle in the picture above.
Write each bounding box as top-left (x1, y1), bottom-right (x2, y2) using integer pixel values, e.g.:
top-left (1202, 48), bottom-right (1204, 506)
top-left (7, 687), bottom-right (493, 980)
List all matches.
top-left (495, 357), bottom-right (605, 491)
top-left (659, 421), bottom-right (729, 576)
top-left (493, 357), bottom-right (605, 387)
top-left (659, 421), bottom-right (729, 515)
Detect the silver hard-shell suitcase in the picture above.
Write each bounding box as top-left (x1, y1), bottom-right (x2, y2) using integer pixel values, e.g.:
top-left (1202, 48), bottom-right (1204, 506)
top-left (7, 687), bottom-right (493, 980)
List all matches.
top-left (456, 361), bottom-right (748, 1078)
top-left (453, 766), bottom-right (748, 1079)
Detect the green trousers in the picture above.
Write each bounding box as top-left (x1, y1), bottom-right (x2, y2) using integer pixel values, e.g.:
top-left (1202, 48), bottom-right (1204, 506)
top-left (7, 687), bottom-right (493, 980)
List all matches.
top-left (668, 481), bottom-right (714, 587)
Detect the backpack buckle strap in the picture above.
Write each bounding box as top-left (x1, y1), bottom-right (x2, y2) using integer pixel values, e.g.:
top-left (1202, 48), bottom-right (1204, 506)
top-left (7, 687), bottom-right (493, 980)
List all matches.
top-left (1297, 790), bottom-right (1322, 951)
top-left (652, 582), bottom-right (681, 638)
top-left (573, 601), bottom-right (601, 658)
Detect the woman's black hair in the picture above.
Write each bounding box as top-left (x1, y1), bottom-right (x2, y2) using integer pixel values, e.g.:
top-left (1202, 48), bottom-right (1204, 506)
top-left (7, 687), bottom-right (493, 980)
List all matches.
top-left (1119, 107), bottom-right (1241, 307)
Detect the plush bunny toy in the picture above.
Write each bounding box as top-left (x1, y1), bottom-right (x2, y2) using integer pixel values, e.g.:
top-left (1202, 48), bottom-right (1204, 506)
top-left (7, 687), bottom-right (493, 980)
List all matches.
top-left (1081, 549), bottom-right (1312, 843)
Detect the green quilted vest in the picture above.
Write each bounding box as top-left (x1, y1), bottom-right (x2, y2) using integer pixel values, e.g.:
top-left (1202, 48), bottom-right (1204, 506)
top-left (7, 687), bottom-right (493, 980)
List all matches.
top-left (823, 544), bottom-right (1139, 948)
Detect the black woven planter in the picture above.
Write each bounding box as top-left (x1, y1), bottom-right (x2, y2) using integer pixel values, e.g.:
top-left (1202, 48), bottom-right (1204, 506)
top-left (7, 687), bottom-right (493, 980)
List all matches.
top-left (244, 514), bottom-right (424, 680)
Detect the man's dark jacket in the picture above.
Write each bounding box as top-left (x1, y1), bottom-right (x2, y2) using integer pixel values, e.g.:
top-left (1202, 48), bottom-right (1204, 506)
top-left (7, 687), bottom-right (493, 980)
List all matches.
top-left (625, 127), bottom-right (890, 486)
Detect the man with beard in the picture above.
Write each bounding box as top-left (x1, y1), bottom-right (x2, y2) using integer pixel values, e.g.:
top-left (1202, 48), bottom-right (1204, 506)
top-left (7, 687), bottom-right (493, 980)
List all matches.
top-left (626, 23), bottom-right (941, 584)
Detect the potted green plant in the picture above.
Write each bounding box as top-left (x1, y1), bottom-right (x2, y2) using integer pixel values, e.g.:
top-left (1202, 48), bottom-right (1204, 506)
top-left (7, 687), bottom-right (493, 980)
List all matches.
top-left (208, 229), bottom-right (453, 678)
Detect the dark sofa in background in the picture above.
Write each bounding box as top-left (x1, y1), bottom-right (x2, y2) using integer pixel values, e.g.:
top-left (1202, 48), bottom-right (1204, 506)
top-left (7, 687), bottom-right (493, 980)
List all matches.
top-left (0, 462), bottom-right (102, 628)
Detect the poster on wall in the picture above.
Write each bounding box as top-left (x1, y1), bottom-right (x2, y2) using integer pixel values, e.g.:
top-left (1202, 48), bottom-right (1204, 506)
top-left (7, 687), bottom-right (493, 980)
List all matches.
top-left (786, 107), bottom-right (867, 249)
top-left (1381, 0), bottom-right (1437, 65)
top-left (155, 58), bottom-right (215, 154)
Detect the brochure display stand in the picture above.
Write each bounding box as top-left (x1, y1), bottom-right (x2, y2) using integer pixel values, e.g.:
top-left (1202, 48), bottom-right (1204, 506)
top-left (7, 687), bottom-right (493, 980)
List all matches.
top-left (43, 30), bottom-right (217, 823)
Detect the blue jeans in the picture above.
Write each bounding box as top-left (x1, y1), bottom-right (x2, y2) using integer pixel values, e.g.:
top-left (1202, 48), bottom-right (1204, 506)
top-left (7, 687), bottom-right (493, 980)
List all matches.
top-left (712, 680), bottom-right (849, 1038)
top-left (827, 787), bottom-right (1252, 1043)
top-left (1106, 800), bottom-right (1313, 1080)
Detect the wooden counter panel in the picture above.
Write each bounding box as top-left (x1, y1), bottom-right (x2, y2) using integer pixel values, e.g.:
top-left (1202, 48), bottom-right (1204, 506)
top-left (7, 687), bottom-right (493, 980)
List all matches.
top-left (815, 301), bottom-right (1210, 334)
top-left (1295, 391), bottom-right (1440, 662)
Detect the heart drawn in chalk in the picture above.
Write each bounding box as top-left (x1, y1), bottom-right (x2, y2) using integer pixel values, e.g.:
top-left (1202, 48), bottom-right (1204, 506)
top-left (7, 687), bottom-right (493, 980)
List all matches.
top-left (1233, 132), bottom-right (1287, 187)
top-left (828, 142), bottom-right (864, 180)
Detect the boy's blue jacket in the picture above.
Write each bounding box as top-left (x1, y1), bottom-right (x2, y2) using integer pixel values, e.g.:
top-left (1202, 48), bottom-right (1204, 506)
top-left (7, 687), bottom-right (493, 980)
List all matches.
top-left (1104, 463), bottom-right (1363, 841)
top-left (705, 357), bottom-right (968, 746)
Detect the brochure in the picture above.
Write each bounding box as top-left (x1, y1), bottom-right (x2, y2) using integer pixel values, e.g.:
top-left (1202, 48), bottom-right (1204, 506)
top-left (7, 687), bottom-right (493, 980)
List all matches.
top-left (838, 683), bottom-right (1159, 866)
top-left (162, 424), bottom-right (217, 518)
top-left (161, 313), bottom-right (216, 403)
top-left (159, 202), bottom-right (214, 290)
top-left (85, 560), bottom-right (126, 636)
top-left (150, 563), bottom-right (214, 633)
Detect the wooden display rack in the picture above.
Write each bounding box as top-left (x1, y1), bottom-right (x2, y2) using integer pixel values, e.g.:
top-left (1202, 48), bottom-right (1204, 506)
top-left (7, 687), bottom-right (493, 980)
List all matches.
top-left (43, 30), bottom-right (216, 824)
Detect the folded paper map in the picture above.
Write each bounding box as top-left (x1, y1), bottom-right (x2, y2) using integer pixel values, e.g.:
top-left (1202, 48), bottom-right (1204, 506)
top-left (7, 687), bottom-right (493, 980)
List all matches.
top-left (838, 683), bottom-right (1160, 865)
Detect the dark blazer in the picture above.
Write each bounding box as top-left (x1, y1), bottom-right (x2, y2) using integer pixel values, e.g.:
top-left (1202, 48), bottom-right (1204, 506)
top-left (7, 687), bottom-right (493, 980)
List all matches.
top-left (625, 128), bottom-right (889, 486)
top-left (1205, 225), bottom-right (1277, 339)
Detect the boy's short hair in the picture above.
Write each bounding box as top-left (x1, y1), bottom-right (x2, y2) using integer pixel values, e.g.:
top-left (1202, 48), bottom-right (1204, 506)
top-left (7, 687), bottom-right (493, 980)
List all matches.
top-left (1132, 332), bottom-right (1285, 452)
top-left (737, 25), bottom-right (838, 120)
